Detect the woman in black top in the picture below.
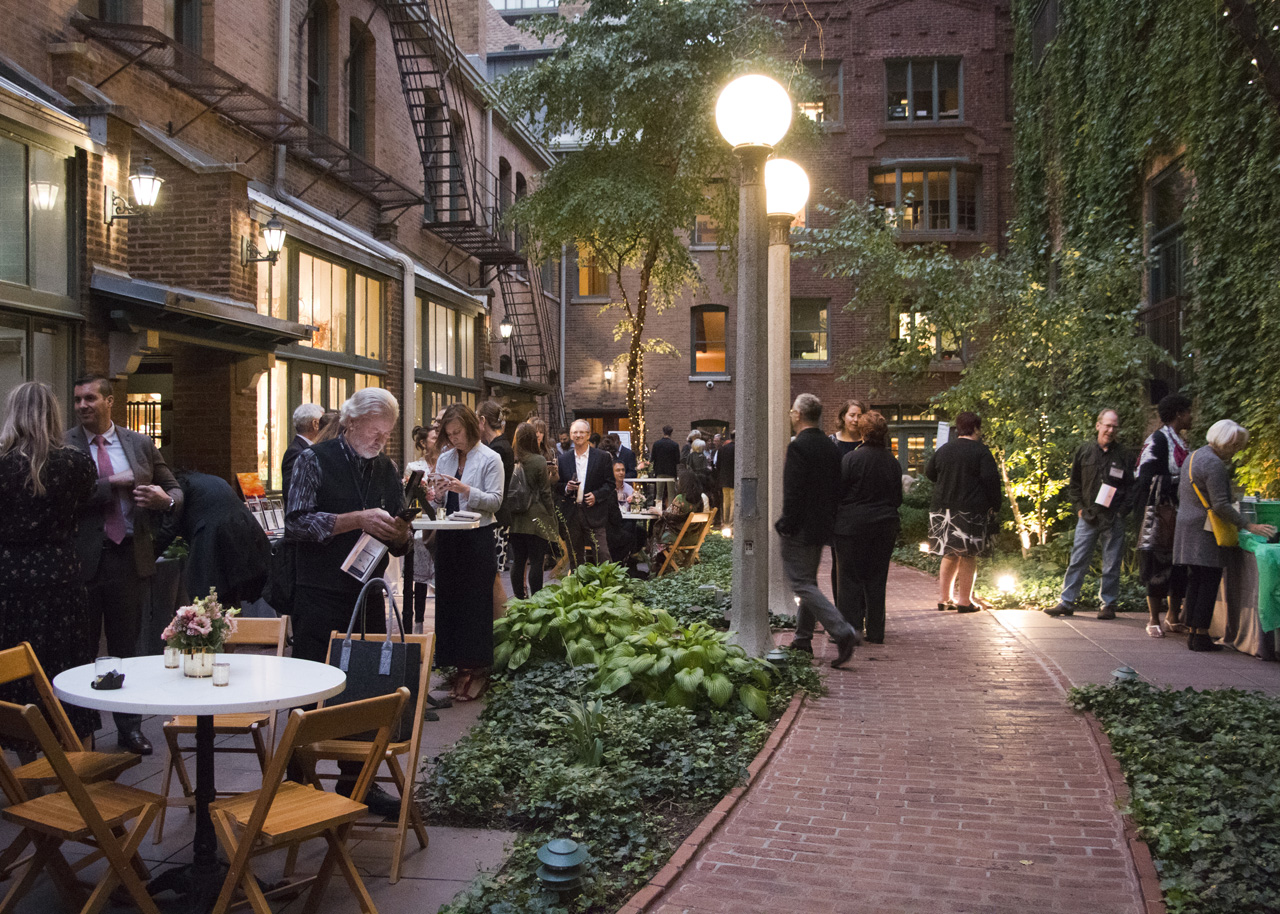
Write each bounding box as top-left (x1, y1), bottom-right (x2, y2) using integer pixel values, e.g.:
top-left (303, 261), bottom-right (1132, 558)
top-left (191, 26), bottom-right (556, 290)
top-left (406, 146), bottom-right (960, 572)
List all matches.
top-left (923, 411), bottom-right (1002, 613)
top-left (830, 398), bottom-right (867, 459)
top-left (833, 411), bottom-right (903, 644)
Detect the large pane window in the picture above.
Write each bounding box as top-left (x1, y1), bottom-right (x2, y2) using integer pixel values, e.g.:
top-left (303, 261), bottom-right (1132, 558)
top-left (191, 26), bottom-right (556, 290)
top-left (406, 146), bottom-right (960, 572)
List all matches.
top-left (297, 252), bottom-right (348, 352)
top-left (799, 60), bottom-right (842, 125)
top-left (573, 245), bottom-right (607, 298)
top-left (886, 59), bottom-right (962, 123)
top-left (256, 253), bottom-right (285, 320)
top-left (897, 308), bottom-right (962, 360)
top-left (692, 214), bottom-right (722, 246)
top-left (791, 299), bottom-right (829, 364)
top-left (0, 133), bottom-right (72, 297)
top-left (690, 305), bottom-right (727, 375)
top-left (870, 167), bottom-right (980, 233)
top-left (0, 311), bottom-right (72, 414)
top-left (1149, 161), bottom-right (1187, 305)
top-left (353, 274), bottom-right (382, 359)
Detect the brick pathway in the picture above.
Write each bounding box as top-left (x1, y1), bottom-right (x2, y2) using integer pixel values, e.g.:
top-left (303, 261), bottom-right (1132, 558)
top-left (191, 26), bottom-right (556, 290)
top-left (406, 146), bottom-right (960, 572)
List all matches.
top-left (652, 563), bottom-right (1146, 914)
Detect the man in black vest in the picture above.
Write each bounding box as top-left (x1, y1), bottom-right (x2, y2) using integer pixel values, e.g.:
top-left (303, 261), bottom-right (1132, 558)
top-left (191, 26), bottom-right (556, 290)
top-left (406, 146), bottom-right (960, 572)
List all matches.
top-left (284, 388), bottom-right (412, 664)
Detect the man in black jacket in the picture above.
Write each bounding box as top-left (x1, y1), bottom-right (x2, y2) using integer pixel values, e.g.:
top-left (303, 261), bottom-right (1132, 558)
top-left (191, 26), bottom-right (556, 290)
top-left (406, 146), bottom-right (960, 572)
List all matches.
top-left (718, 432), bottom-right (736, 525)
top-left (1048, 408), bottom-right (1134, 619)
top-left (558, 419), bottom-right (615, 565)
top-left (778, 394), bottom-right (860, 668)
top-left (650, 425), bottom-right (681, 506)
top-left (281, 403), bottom-right (322, 504)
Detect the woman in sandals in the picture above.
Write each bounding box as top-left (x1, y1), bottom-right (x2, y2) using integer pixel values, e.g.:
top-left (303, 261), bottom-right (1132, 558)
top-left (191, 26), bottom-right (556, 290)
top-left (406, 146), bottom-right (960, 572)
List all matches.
top-left (1133, 394), bottom-right (1193, 637)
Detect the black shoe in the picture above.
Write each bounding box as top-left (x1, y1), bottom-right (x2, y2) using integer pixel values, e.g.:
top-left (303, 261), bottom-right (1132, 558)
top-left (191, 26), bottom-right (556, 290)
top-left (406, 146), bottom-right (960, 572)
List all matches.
top-left (1188, 632), bottom-right (1223, 652)
top-left (423, 710), bottom-right (440, 722)
top-left (865, 637), bottom-right (884, 644)
top-left (955, 604), bottom-right (980, 614)
top-left (1043, 603), bottom-right (1075, 617)
top-left (117, 728), bottom-right (152, 756)
top-left (937, 602), bottom-right (949, 612)
top-left (788, 640), bottom-right (813, 655)
top-left (426, 694), bottom-right (453, 710)
top-left (1097, 604), bottom-right (1117, 620)
top-left (362, 784), bottom-right (403, 819)
top-left (832, 635), bottom-right (857, 669)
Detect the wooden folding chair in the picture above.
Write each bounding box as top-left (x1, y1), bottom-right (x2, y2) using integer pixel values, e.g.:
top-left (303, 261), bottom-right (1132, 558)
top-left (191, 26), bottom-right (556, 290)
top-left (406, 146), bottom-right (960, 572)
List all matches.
top-left (154, 617), bottom-right (288, 842)
top-left (656, 507), bottom-right (718, 577)
top-left (0, 643), bottom-right (139, 879)
top-left (291, 632), bottom-right (435, 883)
top-left (208, 689), bottom-right (408, 914)
top-left (0, 700), bottom-right (162, 914)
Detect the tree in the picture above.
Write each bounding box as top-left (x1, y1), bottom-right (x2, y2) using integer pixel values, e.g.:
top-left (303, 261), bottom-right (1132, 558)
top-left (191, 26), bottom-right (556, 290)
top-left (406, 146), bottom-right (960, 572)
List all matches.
top-left (498, 0), bottom-right (781, 455)
top-left (797, 203), bottom-right (1167, 553)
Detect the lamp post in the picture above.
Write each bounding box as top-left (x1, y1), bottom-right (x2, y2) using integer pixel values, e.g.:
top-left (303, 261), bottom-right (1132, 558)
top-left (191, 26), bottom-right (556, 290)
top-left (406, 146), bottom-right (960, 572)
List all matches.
top-left (716, 74), bottom-right (793, 657)
top-left (763, 159), bottom-right (810, 626)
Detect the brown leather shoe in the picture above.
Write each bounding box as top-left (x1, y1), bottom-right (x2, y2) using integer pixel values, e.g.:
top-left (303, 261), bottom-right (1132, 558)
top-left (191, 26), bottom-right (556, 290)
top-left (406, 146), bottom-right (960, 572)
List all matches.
top-left (831, 635), bottom-right (856, 669)
top-left (1097, 604), bottom-right (1117, 620)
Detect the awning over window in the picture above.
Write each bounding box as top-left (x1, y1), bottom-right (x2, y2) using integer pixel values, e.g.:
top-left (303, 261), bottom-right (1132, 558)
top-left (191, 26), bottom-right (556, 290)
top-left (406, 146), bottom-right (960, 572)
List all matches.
top-left (91, 268), bottom-right (310, 351)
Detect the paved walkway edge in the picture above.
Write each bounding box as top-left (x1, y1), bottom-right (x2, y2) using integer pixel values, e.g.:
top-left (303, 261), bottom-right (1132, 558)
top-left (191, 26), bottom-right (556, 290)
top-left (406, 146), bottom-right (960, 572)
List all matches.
top-left (987, 605), bottom-right (1168, 914)
top-left (615, 691), bottom-right (808, 914)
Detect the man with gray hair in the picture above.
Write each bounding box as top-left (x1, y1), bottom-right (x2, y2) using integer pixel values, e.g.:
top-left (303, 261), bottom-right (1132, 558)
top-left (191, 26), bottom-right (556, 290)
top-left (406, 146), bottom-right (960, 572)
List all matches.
top-left (779, 393), bottom-right (860, 668)
top-left (282, 402), bottom-right (323, 504)
top-left (1048, 408), bottom-right (1134, 619)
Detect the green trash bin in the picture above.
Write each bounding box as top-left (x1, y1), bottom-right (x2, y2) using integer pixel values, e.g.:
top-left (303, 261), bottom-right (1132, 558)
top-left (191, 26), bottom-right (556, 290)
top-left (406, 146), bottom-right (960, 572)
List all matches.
top-left (1255, 500), bottom-right (1280, 528)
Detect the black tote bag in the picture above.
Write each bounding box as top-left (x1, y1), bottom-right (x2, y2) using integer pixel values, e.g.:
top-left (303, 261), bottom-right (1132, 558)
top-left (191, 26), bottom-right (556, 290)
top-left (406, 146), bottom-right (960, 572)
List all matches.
top-left (326, 578), bottom-right (421, 742)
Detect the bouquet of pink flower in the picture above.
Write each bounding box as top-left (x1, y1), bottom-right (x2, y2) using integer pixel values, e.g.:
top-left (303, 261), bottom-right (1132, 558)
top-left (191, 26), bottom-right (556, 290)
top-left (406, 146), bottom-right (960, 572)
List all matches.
top-left (635, 457), bottom-right (650, 478)
top-left (628, 491), bottom-right (647, 510)
top-left (161, 590), bottom-right (239, 653)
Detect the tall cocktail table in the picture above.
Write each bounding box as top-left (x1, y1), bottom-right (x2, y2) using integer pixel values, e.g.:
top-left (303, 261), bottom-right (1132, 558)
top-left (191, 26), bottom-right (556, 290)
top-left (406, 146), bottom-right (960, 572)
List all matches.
top-left (54, 655), bottom-right (346, 912)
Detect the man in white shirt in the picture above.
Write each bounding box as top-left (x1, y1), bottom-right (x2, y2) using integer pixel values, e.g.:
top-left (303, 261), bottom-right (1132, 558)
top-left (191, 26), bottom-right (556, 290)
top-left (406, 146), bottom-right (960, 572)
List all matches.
top-left (556, 419), bottom-right (615, 565)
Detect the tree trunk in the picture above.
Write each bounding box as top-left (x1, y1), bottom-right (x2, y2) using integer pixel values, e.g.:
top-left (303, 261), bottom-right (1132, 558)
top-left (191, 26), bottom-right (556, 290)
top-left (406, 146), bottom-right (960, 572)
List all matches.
top-left (997, 451), bottom-right (1031, 557)
top-left (625, 242), bottom-right (661, 457)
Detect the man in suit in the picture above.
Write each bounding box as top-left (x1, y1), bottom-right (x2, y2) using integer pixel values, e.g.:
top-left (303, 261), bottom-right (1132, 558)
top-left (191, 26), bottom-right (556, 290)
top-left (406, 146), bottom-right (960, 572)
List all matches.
top-left (650, 425), bottom-right (681, 507)
top-left (557, 419), bottom-right (615, 565)
top-left (606, 433), bottom-right (637, 478)
top-left (718, 431), bottom-right (736, 525)
top-left (778, 394), bottom-right (859, 669)
top-left (281, 403), bottom-right (323, 504)
top-left (67, 375), bottom-right (183, 755)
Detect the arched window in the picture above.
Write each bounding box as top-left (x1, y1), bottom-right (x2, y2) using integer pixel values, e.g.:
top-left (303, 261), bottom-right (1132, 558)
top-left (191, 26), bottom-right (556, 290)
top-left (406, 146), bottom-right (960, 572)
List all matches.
top-left (690, 305), bottom-right (728, 376)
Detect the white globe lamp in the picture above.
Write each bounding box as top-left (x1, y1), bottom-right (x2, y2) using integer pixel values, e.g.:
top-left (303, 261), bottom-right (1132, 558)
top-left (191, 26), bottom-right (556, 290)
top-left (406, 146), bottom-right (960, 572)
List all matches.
top-left (764, 158), bottom-right (810, 219)
top-left (715, 75), bottom-right (792, 149)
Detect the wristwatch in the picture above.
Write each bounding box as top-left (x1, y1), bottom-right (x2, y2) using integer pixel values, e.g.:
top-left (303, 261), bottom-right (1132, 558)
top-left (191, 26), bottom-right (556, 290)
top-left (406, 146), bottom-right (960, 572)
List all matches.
top-left (166, 495), bottom-right (176, 511)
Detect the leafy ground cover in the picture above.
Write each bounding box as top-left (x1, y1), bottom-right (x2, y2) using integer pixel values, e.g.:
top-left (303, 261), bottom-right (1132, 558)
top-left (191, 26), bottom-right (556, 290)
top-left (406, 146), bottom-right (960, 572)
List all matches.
top-left (1070, 682), bottom-right (1280, 914)
top-left (424, 539), bottom-right (821, 913)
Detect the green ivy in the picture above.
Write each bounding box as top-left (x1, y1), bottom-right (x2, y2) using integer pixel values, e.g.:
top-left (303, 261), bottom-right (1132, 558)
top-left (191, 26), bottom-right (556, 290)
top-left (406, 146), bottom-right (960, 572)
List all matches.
top-left (1015, 0), bottom-right (1280, 493)
top-left (1070, 682), bottom-right (1280, 913)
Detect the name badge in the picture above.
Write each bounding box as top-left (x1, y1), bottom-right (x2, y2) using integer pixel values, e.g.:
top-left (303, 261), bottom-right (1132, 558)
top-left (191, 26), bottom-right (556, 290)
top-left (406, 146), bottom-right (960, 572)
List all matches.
top-left (1109, 466), bottom-right (1124, 480)
top-left (1096, 483), bottom-right (1117, 508)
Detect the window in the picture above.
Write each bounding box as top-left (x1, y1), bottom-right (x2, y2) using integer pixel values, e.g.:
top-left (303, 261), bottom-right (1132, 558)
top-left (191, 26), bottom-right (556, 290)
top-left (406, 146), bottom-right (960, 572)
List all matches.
top-left (257, 252), bottom-right (286, 321)
top-left (353, 274), bottom-right (382, 359)
top-left (307, 5), bottom-right (329, 133)
top-left (870, 167), bottom-right (979, 233)
top-left (170, 0), bottom-right (201, 52)
top-left (348, 25), bottom-right (370, 157)
top-left (418, 296), bottom-right (478, 381)
top-left (799, 60), bottom-right (843, 125)
top-left (296, 251), bottom-right (347, 352)
top-left (886, 59), bottom-right (962, 123)
top-left (0, 133), bottom-right (72, 299)
top-left (791, 299), bottom-right (829, 364)
top-left (690, 305), bottom-right (727, 375)
top-left (897, 308), bottom-right (962, 360)
top-left (79, 0), bottom-right (125, 21)
top-left (1032, 0), bottom-right (1059, 68)
top-left (1148, 161), bottom-right (1187, 305)
top-left (0, 311), bottom-right (72, 409)
top-left (692, 214), bottom-right (722, 246)
top-left (540, 256), bottom-right (561, 298)
top-left (573, 245), bottom-right (607, 298)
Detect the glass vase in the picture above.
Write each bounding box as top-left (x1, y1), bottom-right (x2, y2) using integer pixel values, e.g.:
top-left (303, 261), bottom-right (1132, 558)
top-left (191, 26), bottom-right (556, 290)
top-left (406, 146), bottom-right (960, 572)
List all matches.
top-left (183, 649), bottom-right (215, 678)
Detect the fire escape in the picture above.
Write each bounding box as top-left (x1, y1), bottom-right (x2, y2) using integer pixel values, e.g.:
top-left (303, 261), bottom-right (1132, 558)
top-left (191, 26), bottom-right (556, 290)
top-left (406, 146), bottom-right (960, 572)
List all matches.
top-left (377, 0), bottom-right (565, 430)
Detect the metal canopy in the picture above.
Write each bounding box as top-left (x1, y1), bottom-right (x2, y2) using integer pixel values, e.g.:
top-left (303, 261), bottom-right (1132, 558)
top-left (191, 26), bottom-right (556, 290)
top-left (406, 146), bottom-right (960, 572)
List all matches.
top-left (73, 18), bottom-right (424, 216)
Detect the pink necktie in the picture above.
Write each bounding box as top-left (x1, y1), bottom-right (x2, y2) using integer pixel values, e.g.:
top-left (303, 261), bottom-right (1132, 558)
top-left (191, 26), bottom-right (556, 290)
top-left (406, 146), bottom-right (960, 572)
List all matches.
top-left (93, 435), bottom-right (126, 545)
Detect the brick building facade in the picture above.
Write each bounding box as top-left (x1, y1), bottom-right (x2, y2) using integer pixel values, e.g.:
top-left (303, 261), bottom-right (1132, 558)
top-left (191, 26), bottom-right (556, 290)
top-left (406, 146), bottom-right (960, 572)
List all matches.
top-left (0, 0), bottom-right (560, 490)
top-left (556, 0), bottom-right (1014, 470)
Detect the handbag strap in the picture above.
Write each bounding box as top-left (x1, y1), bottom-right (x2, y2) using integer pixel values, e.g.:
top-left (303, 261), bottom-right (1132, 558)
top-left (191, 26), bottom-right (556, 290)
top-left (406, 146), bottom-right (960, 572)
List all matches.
top-left (1189, 452), bottom-right (1213, 512)
top-left (340, 577), bottom-right (405, 676)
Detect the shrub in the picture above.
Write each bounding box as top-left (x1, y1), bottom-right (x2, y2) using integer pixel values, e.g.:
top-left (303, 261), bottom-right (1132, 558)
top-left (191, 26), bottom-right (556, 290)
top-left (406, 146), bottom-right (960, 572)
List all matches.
top-left (1070, 682), bottom-right (1280, 914)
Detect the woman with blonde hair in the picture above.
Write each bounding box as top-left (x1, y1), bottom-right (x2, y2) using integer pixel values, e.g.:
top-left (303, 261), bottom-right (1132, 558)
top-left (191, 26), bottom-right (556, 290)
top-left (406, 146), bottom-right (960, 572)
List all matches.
top-left (1173, 419), bottom-right (1276, 651)
top-left (0, 382), bottom-right (100, 744)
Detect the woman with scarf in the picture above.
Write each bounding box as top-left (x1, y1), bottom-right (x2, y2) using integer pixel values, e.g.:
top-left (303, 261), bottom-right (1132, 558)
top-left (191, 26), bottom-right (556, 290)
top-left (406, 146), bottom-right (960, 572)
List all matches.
top-left (1134, 394), bottom-right (1193, 637)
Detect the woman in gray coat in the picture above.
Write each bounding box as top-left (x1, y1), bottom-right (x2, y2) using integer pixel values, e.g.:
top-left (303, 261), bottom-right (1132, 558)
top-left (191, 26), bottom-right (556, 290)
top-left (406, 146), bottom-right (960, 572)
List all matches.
top-left (1172, 420), bottom-right (1275, 651)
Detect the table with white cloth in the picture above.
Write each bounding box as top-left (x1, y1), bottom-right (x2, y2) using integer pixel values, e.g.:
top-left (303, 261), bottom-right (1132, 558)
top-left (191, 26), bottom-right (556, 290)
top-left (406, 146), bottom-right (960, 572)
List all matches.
top-left (1211, 548), bottom-right (1280, 659)
top-left (54, 655), bottom-right (346, 911)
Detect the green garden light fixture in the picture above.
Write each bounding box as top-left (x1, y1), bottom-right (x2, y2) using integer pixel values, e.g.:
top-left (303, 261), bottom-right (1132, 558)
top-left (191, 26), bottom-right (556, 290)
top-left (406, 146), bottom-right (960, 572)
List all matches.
top-left (536, 837), bottom-right (589, 893)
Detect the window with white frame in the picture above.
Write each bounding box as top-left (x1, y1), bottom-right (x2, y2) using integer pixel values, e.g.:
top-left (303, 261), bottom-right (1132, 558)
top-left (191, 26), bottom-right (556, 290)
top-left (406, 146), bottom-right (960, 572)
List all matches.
top-left (690, 304), bottom-right (727, 375)
top-left (790, 298), bottom-right (828, 364)
top-left (886, 59), bottom-right (962, 122)
top-left (870, 167), bottom-right (978, 233)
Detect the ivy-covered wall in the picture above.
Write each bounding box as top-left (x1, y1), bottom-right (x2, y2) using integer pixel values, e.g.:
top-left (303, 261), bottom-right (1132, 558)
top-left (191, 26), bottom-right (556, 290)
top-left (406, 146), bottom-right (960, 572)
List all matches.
top-left (1015, 0), bottom-right (1280, 492)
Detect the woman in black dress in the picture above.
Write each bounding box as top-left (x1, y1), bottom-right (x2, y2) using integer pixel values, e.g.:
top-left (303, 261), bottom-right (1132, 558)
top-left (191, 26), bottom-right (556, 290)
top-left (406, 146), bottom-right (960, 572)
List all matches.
top-left (0, 382), bottom-right (99, 743)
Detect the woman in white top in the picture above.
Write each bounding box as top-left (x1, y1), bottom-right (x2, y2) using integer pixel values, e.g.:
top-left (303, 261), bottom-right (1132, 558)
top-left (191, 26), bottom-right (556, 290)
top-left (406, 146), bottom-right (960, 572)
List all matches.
top-left (425, 403), bottom-right (504, 701)
top-left (403, 419), bottom-right (441, 634)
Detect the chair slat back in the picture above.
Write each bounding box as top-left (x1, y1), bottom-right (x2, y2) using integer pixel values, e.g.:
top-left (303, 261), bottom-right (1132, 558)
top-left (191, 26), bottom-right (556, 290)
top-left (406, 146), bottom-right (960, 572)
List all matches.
top-left (226, 617), bottom-right (288, 655)
top-left (0, 643), bottom-right (84, 753)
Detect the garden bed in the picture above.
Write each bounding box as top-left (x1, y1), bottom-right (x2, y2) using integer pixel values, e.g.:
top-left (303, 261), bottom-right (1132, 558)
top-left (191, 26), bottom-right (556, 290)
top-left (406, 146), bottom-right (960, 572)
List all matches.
top-left (421, 535), bottom-right (821, 913)
top-left (1070, 682), bottom-right (1280, 914)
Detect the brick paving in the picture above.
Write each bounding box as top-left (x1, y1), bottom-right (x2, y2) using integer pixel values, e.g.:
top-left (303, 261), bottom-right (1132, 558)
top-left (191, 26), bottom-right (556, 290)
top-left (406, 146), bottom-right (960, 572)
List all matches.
top-left (652, 562), bottom-right (1146, 914)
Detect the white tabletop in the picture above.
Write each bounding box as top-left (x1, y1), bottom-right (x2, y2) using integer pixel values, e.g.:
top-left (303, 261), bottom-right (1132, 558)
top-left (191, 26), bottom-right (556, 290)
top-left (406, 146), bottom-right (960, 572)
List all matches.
top-left (621, 512), bottom-right (656, 522)
top-left (412, 516), bottom-right (483, 531)
top-left (626, 477), bottom-right (675, 484)
top-left (53, 655), bottom-right (346, 716)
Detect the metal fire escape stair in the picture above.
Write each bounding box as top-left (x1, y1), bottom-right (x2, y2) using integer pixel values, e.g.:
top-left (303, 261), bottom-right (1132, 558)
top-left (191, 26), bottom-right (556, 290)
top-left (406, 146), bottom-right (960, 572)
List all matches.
top-left (377, 0), bottom-right (565, 429)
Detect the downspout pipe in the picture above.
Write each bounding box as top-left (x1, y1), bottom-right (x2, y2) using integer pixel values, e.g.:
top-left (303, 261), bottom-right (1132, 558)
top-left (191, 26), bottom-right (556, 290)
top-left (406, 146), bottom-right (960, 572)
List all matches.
top-left (275, 0), bottom-right (290, 195)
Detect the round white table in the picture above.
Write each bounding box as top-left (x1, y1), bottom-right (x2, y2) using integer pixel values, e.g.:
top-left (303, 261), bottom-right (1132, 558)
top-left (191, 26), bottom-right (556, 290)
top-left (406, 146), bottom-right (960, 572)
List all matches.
top-left (54, 655), bottom-right (345, 912)
top-left (625, 476), bottom-right (675, 486)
